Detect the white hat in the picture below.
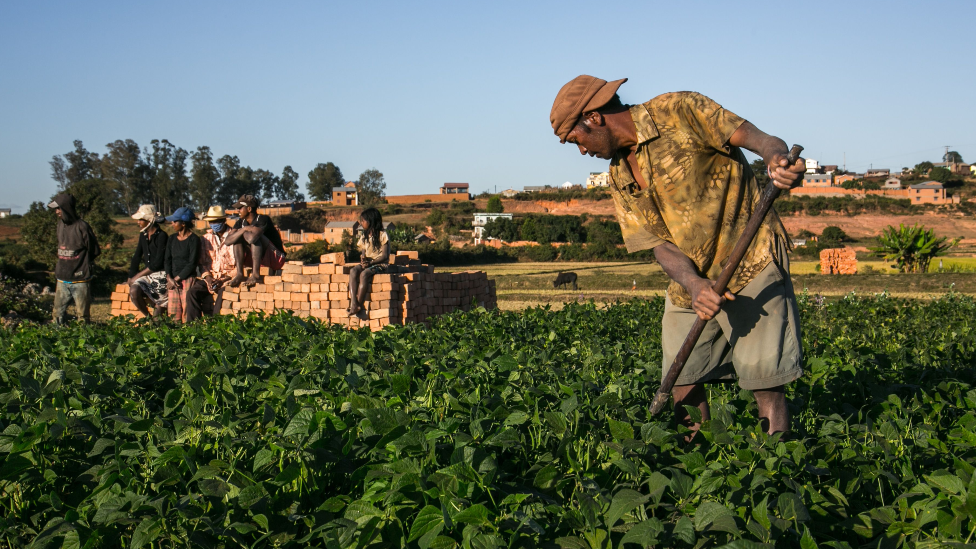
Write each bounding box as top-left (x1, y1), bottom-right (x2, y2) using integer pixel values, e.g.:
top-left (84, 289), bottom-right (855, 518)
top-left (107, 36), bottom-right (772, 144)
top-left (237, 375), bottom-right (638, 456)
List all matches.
top-left (201, 205), bottom-right (229, 221)
top-left (131, 204), bottom-right (162, 223)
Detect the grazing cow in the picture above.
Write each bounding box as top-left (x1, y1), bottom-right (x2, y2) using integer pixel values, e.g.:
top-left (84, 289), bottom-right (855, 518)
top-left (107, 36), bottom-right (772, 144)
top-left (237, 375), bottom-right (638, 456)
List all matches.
top-left (553, 272), bottom-right (578, 290)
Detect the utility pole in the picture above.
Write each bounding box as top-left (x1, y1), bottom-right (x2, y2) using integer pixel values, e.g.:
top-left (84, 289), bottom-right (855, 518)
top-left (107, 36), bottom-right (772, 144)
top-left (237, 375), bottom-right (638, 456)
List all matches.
top-left (944, 145), bottom-right (951, 164)
top-left (843, 152), bottom-right (846, 172)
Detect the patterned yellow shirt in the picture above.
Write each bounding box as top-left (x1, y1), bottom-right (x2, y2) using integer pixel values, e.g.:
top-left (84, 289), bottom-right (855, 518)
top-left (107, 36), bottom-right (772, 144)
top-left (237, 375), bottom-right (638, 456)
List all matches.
top-left (608, 92), bottom-right (788, 308)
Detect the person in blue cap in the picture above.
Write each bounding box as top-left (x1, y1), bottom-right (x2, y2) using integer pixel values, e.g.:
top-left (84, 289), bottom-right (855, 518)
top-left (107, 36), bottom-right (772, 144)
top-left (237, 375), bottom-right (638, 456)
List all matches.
top-left (163, 207), bottom-right (212, 322)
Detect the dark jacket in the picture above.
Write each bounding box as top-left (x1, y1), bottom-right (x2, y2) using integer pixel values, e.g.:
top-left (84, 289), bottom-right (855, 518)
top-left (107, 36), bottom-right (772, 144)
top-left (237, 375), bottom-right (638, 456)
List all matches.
top-left (53, 193), bottom-right (101, 282)
top-left (128, 227), bottom-right (169, 277)
top-left (164, 232), bottom-right (200, 281)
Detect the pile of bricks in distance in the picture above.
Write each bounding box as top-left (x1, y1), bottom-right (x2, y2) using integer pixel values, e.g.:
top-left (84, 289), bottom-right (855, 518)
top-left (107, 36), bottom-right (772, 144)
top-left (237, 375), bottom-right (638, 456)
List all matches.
top-left (819, 247), bottom-right (858, 275)
top-left (111, 251), bottom-right (498, 330)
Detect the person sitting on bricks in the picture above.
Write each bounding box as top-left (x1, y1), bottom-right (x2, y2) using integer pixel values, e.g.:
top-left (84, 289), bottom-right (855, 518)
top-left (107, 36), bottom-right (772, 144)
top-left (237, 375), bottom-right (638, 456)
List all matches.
top-left (126, 204), bottom-right (169, 318)
top-left (222, 194), bottom-right (286, 288)
top-left (163, 207), bottom-right (210, 323)
top-left (347, 207), bottom-right (390, 317)
top-left (198, 205), bottom-right (238, 313)
top-left (48, 193), bottom-right (101, 324)
top-left (550, 75), bottom-right (805, 436)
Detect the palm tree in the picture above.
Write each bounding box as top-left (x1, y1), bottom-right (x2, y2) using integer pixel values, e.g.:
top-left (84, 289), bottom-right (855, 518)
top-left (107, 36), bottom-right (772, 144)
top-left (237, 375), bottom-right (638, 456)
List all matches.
top-left (870, 224), bottom-right (956, 273)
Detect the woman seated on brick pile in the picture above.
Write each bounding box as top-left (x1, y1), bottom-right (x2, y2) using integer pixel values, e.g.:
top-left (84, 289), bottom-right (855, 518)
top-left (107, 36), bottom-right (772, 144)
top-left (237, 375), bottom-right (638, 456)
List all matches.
top-left (163, 207), bottom-right (211, 323)
top-left (347, 207), bottom-right (390, 317)
top-left (126, 204), bottom-right (169, 318)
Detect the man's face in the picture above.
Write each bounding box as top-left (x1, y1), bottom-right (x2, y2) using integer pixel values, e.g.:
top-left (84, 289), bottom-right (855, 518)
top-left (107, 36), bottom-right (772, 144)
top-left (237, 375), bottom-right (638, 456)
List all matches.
top-left (240, 205), bottom-right (253, 218)
top-left (55, 207), bottom-right (62, 219)
top-left (565, 115), bottom-right (616, 160)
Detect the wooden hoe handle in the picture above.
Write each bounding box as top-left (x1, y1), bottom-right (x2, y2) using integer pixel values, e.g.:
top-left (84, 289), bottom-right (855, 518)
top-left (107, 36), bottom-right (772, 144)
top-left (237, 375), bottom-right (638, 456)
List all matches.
top-left (649, 144), bottom-right (804, 416)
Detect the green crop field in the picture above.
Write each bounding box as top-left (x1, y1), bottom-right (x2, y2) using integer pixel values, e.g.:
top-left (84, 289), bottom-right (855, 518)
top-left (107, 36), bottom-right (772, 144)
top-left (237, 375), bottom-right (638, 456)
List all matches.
top-left (1, 294), bottom-right (976, 547)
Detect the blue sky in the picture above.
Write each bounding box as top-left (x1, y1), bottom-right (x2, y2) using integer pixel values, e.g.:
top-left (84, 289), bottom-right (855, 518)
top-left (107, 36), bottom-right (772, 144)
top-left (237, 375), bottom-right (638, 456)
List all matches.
top-left (1, 1), bottom-right (973, 213)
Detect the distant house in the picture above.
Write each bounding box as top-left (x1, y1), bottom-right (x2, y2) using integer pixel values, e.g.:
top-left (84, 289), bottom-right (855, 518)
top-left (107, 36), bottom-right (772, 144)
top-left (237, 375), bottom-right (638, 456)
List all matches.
top-left (440, 183), bottom-right (469, 195)
top-left (909, 181), bottom-right (948, 204)
top-left (805, 158), bottom-right (822, 174)
top-left (833, 174), bottom-right (857, 187)
top-left (884, 178), bottom-right (902, 190)
top-left (971, 165), bottom-right (976, 176)
top-left (586, 172), bottom-right (610, 188)
top-left (791, 238), bottom-right (807, 248)
top-left (864, 169), bottom-right (890, 178)
top-left (332, 186), bottom-right (357, 206)
top-left (523, 185), bottom-right (547, 193)
top-left (802, 173), bottom-right (833, 187)
top-left (561, 181), bottom-right (582, 189)
top-left (933, 162), bottom-right (972, 176)
top-left (821, 165), bottom-right (838, 174)
top-left (500, 188), bottom-right (519, 198)
top-left (0, 208), bottom-right (10, 218)
top-left (414, 233), bottom-right (433, 244)
top-left (258, 200), bottom-right (306, 216)
top-left (472, 212), bottom-right (513, 240)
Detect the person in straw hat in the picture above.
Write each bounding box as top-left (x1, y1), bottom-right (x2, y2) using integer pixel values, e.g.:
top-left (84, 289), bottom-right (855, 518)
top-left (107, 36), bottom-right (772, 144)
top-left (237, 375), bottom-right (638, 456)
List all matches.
top-left (550, 76), bottom-right (806, 437)
top-left (127, 204), bottom-right (169, 318)
top-left (198, 205), bottom-right (238, 313)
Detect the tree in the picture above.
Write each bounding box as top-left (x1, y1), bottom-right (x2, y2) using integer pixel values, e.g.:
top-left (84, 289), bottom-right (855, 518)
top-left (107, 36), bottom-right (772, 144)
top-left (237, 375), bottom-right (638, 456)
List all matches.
top-left (20, 202), bottom-right (58, 268)
top-left (820, 226), bottom-right (850, 247)
top-left (914, 161), bottom-right (934, 175)
top-left (357, 168), bottom-right (386, 207)
top-left (944, 151), bottom-right (964, 164)
top-left (870, 223), bottom-right (956, 273)
top-left (425, 208), bottom-right (446, 227)
top-left (929, 167), bottom-right (951, 183)
top-left (102, 139), bottom-right (149, 214)
top-left (307, 162), bottom-right (344, 201)
top-left (190, 146), bottom-right (221, 211)
top-left (145, 139), bottom-right (189, 215)
top-left (486, 196), bottom-right (504, 213)
top-left (750, 159), bottom-right (770, 187)
top-left (49, 140), bottom-right (101, 191)
top-left (276, 166), bottom-right (303, 201)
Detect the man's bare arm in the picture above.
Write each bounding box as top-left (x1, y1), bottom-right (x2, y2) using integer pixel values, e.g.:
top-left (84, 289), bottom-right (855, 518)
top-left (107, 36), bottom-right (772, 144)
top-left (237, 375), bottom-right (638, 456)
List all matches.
top-left (728, 121), bottom-right (805, 190)
top-left (654, 242), bottom-right (733, 320)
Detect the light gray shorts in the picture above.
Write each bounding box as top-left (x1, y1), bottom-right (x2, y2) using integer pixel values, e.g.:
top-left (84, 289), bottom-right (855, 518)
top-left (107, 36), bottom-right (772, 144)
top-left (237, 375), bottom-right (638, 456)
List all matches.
top-left (661, 244), bottom-right (803, 391)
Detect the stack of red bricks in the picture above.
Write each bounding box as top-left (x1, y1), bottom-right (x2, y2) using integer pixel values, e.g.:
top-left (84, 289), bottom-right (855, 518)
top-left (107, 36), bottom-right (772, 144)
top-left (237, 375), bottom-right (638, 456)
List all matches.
top-left (819, 247), bottom-right (857, 275)
top-left (110, 251), bottom-right (498, 330)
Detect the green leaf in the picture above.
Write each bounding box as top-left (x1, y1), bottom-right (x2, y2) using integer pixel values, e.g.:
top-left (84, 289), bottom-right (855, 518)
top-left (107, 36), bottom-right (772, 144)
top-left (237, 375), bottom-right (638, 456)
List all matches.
top-left (253, 448), bottom-right (275, 472)
top-left (408, 506), bottom-right (445, 546)
top-left (619, 518), bottom-right (663, 547)
top-left (777, 492), bottom-right (811, 522)
top-left (453, 504), bottom-right (490, 525)
top-left (504, 411), bottom-right (529, 426)
top-left (608, 417), bottom-right (635, 441)
top-left (130, 518), bottom-right (162, 549)
top-left (695, 501), bottom-right (737, 535)
top-left (163, 389), bottom-right (182, 416)
top-left (0, 454), bottom-right (33, 480)
top-left (535, 463), bottom-right (559, 489)
top-left (605, 489), bottom-right (648, 527)
top-left (672, 516), bottom-right (695, 545)
top-left (925, 470), bottom-right (966, 495)
top-left (284, 408), bottom-right (316, 437)
top-left (800, 525), bottom-right (819, 549)
top-left (554, 537), bottom-right (588, 549)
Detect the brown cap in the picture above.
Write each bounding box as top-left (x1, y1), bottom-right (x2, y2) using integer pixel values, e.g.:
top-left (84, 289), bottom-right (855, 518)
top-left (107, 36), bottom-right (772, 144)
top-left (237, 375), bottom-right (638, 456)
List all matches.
top-left (233, 195), bottom-right (259, 209)
top-left (550, 75), bottom-right (628, 143)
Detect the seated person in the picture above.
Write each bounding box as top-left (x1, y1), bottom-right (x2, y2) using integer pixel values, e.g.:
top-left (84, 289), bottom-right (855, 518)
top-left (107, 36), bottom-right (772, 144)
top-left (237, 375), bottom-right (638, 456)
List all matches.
top-left (126, 204), bottom-right (169, 318)
top-left (199, 205), bottom-right (238, 311)
top-left (222, 194), bottom-right (286, 288)
top-left (348, 207), bottom-right (390, 316)
top-left (163, 207), bottom-right (210, 323)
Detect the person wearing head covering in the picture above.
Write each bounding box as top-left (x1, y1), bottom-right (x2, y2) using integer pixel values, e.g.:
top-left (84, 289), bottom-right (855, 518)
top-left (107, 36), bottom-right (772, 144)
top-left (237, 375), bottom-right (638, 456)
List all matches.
top-left (163, 207), bottom-right (210, 323)
top-left (48, 193), bottom-right (101, 324)
top-left (221, 194), bottom-right (286, 288)
top-left (198, 205), bottom-right (238, 312)
top-left (347, 207), bottom-right (389, 317)
top-left (550, 76), bottom-right (806, 437)
top-left (126, 204), bottom-right (169, 318)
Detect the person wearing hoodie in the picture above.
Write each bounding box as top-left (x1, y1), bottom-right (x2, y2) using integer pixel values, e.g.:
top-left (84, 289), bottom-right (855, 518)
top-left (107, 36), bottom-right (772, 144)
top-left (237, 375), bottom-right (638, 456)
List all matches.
top-left (48, 193), bottom-right (101, 324)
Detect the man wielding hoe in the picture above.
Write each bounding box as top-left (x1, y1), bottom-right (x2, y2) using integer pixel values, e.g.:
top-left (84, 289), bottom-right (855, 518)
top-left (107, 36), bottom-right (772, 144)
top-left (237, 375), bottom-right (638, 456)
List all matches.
top-left (550, 76), bottom-right (805, 436)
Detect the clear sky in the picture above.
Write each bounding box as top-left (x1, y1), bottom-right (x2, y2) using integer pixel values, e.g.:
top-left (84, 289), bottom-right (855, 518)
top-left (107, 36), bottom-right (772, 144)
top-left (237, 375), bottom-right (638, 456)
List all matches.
top-left (1, 1), bottom-right (973, 213)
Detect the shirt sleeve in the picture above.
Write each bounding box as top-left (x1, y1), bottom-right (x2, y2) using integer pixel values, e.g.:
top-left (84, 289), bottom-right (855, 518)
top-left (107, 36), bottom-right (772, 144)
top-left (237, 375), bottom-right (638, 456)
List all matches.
top-left (198, 235), bottom-right (214, 274)
top-left (128, 234), bottom-right (143, 277)
top-left (675, 92), bottom-right (745, 153)
top-left (164, 239), bottom-right (173, 277)
top-left (613, 198), bottom-right (666, 252)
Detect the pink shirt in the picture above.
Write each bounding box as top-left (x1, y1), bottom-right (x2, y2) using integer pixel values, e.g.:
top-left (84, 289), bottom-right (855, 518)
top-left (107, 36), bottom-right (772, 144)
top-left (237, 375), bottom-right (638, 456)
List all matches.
top-left (200, 230), bottom-right (237, 280)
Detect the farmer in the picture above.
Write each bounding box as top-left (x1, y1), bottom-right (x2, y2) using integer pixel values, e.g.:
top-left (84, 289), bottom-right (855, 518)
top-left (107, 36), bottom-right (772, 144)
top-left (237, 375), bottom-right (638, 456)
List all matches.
top-left (163, 207), bottom-right (210, 323)
top-left (198, 205), bottom-right (237, 313)
top-left (550, 76), bottom-right (805, 435)
top-left (126, 204), bottom-right (169, 318)
top-left (347, 207), bottom-right (390, 317)
top-left (222, 195), bottom-right (286, 288)
top-left (48, 193), bottom-right (101, 324)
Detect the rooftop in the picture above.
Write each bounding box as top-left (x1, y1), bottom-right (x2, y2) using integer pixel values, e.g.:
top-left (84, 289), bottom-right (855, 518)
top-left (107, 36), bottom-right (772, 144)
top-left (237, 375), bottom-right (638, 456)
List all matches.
top-left (910, 181), bottom-right (944, 189)
top-left (442, 182), bottom-right (469, 189)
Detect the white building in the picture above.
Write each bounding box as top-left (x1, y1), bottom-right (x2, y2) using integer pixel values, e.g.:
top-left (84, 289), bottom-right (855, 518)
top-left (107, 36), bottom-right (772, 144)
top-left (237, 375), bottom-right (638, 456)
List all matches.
top-left (561, 181), bottom-right (581, 189)
top-left (472, 212), bottom-right (513, 240)
top-left (805, 158), bottom-right (821, 174)
top-left (586, 172), bottom-right (610, 188)
top-left (0, 208), bottom-right (10, 218)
